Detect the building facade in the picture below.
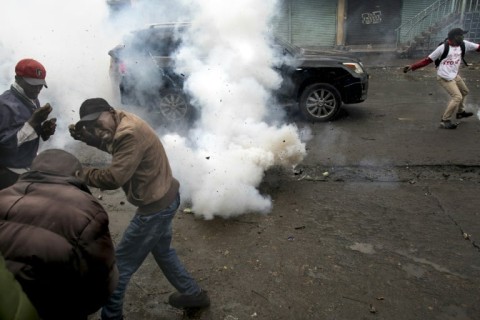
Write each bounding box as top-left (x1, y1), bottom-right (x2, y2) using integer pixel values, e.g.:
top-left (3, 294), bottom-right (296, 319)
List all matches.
top-left (272, 0), bottom-right (480, 53)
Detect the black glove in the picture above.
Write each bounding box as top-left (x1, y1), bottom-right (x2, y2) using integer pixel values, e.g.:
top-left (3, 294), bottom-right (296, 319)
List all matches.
top-left (40, 118), bottom-right (57, 141)
top-left (403, 65), bottom-right (412, 73)
top-left (68, 124), bottom-right (83, 141)
top-left (69, 123), bottom-right (101, 146)
top-left (28, 103), bottom-right (52, 131)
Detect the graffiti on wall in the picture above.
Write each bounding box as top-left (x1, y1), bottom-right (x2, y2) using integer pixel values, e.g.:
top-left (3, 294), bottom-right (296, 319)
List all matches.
top-left (361, 11), bottom-right (382, 24)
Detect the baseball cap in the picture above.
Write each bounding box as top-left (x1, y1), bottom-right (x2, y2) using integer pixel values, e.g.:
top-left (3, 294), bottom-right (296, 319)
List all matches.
top-left (15, 59), bottom-right (47, 88)
top-left (448, 28), bottom-right (468, 39)
top-left (77, 98), bottom-right (113, 126)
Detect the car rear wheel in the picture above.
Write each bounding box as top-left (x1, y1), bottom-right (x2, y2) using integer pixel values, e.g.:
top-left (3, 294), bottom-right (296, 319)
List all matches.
top-left (299, 83), bottom-right (341, 122)
top-left (151, 89), bottom-right (193, 123)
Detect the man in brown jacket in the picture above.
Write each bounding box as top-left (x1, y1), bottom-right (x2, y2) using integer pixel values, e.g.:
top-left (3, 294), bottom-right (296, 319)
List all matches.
top-left (0, 149), bottom-right (118, 320)
top-left (69, 98), bottom-right (209, 320)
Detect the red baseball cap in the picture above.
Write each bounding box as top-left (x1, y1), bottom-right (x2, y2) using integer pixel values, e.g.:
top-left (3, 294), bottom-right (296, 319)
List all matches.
top-left (15, 59), bottom-right (48, 88)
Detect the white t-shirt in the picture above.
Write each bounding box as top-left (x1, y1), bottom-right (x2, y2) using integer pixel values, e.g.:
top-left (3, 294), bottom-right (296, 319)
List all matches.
top-left (428, 40), bottom-right (479, 80)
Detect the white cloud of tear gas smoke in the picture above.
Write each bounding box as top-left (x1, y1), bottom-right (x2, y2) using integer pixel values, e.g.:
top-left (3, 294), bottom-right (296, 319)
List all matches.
top-left (161, 0), bottom-right (307, 219)
top-left (0, 0), bottom-right (191, 150)
top-left (0, 0), bottom-right (119, 149)
top-left (1, 0), bottom-right (307, 219)
top-left (164, 122), bottom-right (306, 220)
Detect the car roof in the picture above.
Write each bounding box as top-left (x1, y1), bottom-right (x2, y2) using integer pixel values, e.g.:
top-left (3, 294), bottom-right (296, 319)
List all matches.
top-left (126, 22), bottom-right (190, 40)
top-left (146, 22), bottom-right (190, 29)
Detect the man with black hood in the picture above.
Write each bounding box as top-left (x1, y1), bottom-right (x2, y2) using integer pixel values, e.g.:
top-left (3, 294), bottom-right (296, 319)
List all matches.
top-left (404, 28), bottom-right (480, 129)
top-left (0, 149), bottom-right (118, 320)
top-left (0, 58), bottom-right (57, 189)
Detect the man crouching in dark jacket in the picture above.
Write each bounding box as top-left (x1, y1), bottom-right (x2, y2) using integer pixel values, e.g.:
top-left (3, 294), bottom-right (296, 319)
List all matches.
top-left (0, 149), bottom-right (118, 320)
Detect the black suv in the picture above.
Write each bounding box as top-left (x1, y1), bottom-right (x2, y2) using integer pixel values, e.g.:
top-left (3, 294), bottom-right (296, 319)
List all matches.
top-left (109, 23), bottom-right (368, 124)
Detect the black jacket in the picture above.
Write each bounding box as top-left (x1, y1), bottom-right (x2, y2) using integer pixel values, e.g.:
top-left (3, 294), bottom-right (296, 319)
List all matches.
top-left (0, 170), bottom-right (118, 319)
top-left (0, 87), bottom-right (40, 168)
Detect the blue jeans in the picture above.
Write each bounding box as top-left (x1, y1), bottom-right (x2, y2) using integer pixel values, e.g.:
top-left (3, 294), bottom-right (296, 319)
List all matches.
top-left (101, 194), bottom-right (201, 320)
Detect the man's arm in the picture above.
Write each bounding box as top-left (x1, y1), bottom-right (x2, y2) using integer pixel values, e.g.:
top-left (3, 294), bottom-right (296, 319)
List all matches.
top-left (404, 57), bottom-right (433, 73)
top-left (0, 102), bottom-right (55, 149)
top-left (68, 124), bottom-right (105, 150)
top-left (0, 103), bottom-right (23, 149)
top-left (17, 122), bottom-right (38, 145)
top-left (83, 132), bottom-right (143, 189)
top-left (464, 40), bottom-right (480, 52)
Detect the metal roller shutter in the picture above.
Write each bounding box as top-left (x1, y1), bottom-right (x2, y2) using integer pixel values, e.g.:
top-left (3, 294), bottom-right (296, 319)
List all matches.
top-left (345, 0), bottom-right (403, 45)
top-left (272, 0), bottom-right (337, 48)
top-left (401, 0), bottom-right (438, 24)
top-left (291, 0), bottom-right (337, 47)
top-left (271, 0), bottom-right (291, 41)
top-left (398, 0), bottom-right (438, 42)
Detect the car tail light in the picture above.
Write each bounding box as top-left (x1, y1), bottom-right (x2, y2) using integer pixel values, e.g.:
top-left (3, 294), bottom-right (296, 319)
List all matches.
top-left (119, 61), bottom-right (127, 74)
top-left (343, 62), bottom-right (364, 74)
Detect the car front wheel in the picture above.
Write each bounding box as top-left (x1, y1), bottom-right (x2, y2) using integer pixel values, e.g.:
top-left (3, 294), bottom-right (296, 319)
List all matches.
top-left (299, 83), bottom-right (341, 122)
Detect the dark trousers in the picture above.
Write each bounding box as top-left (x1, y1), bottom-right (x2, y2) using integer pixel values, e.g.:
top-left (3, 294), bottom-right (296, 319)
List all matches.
top-left (0, 167), bottom-right (20, 190)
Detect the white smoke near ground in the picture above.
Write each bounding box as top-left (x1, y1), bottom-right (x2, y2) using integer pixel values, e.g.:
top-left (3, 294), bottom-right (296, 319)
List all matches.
top-left (471, 103), bottom-right (480, 121)
top-left (1, 0), bottom-right (307, 219)
top-left (160, 0), bottom-right (307, 219)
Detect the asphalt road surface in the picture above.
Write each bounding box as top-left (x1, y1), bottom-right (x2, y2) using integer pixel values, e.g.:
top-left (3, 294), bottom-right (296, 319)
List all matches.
top-left (83, 54), bottom-right (480, 320)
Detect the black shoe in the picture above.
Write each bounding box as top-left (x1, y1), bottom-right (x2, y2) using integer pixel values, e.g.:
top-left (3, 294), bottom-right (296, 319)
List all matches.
top-left (440, 120), bottom-right (458, 129)
top-left (168, 290), bottom-right (210, 309)
top-left (456, 111), bottom-right (474, 119)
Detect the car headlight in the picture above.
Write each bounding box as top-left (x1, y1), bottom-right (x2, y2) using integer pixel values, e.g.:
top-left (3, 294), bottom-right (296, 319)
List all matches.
top-left (343, 62), bottom-right (364, 74)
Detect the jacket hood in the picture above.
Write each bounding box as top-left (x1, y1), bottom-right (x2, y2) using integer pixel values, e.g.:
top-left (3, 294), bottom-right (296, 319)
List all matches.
top-left (18, 171), bottom-right (92, 194)
top-left (31, 149), bottom-right (82, 176)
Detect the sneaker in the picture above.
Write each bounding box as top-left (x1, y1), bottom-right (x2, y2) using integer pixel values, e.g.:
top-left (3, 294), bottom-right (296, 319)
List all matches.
top-left (168, 290), bottom-right (210, 309)
top-left (456, 111), bottom-right (474, 119)
top-left (440, 120), bottom-right (458, 129)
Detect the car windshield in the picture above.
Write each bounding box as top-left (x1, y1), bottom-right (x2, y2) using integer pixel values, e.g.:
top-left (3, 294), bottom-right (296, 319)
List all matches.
top-left (124, 26), bottom-right (184, 57)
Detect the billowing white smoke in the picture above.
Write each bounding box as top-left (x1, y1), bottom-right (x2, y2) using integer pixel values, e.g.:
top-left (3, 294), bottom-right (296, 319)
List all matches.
top-left (162, 0), bottom-right (307, 219)
top-left (0, 0), bottom-right (190, 147)
top-left (1, 0), bottom-right (307, 219)
top-left (0, 0), bottom-right (118, 148)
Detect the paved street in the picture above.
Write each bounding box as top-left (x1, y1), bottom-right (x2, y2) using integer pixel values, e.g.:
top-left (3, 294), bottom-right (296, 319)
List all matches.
top-left (87, 54), bottom-right (480, 320)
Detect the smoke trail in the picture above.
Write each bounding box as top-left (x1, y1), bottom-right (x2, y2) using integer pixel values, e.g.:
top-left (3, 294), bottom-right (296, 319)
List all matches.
top-left (1, 0), bottom-right (307, 219)
top-left (162, 0), bottom-right (307, 219)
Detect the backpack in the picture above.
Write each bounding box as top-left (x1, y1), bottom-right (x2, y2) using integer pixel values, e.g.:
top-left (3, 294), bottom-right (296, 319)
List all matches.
top-left (434, 39), bottom-right (468, 67)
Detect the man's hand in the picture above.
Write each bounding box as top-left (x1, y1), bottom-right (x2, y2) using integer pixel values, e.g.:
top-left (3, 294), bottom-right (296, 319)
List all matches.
top-left (40, 118), bottom-right (57, 141)
top-left (403, 65), bottom-right (412, 73)
top-left (69, 123), bottom-right (100, 146)
top-left (28, 103), bottom-right (52, 129)
top-left (69, 123), bottom-right (84, 141)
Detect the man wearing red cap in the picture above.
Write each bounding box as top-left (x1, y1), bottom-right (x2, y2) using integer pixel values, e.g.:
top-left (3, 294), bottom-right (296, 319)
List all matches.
top-left (404, 28), bottom-right (480, 129)
top-left (0, 58), bottom-right (57, 189)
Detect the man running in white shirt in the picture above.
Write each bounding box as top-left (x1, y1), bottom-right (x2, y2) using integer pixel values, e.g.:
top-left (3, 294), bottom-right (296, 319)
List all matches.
top-left (404, 28), bottom-right (480, 129)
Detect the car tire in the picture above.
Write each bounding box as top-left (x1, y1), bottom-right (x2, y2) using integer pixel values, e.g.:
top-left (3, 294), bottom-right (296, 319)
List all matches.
top-left (151, 89), bottom-right (194, 124)
top-left (299, 83), bottom-right (342, 122)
